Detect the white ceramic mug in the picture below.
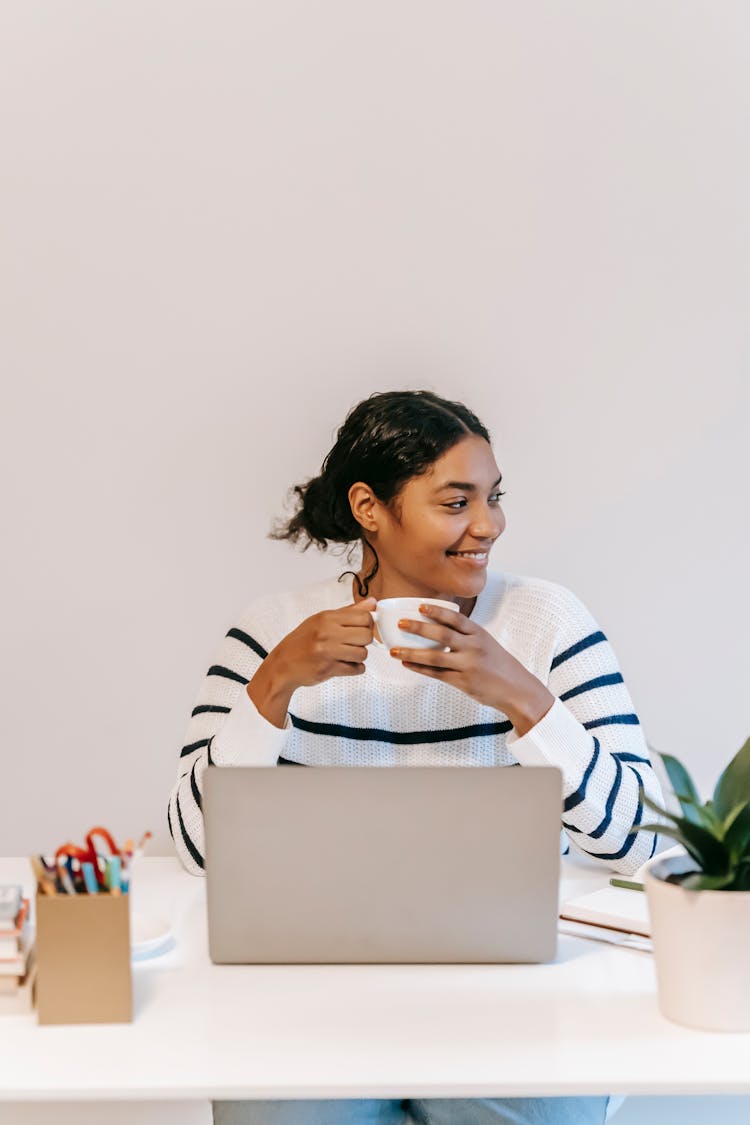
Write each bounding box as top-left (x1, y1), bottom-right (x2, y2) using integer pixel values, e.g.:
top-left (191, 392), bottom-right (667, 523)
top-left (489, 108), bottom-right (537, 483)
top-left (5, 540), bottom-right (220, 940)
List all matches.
top-left (370, 597), bottom-right (459, 654)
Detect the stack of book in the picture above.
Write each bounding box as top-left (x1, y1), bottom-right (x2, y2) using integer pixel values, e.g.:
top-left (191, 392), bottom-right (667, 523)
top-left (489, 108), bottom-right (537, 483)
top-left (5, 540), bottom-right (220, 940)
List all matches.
top-left (0, 884), bottom-right (36, 1015)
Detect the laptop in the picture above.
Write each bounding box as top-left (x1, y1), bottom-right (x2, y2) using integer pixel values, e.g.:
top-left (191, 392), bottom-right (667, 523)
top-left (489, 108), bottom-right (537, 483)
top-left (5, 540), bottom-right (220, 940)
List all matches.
top-left (203, 765), bottom-right (562, 964)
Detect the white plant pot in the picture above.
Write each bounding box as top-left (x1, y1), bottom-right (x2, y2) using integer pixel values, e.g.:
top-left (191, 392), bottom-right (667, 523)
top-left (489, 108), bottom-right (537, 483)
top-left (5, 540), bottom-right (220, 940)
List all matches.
top-left (644, 854), bottom-right (750, 1031)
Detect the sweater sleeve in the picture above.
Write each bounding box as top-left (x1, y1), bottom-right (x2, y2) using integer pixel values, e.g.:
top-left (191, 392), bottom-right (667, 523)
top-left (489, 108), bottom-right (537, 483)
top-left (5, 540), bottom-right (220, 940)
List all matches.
top-left (168, 610), bottom-right (291, 876)
top-left (505, 586), bottom-right (666, 876)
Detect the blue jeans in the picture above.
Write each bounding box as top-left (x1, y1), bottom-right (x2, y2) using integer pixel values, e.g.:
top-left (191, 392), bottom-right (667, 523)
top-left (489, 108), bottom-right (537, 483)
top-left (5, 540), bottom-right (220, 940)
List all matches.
top-left (212, 1096), bottom-right (610, 1123)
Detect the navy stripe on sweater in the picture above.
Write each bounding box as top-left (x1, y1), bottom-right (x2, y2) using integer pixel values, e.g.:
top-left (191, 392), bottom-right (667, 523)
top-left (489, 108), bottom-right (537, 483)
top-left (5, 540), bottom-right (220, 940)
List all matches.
top-left (207, 665), bottom-right (248, 686)
top-left (580, 783), bottom-right (645, 861)
top-left (550, 630), bottom-right (606, 670)
top-left (176, 791), bottom-right (204, 870)
top-left (181, 737), bottom-right (210, 759)
top-left (190, 758), bottom-right (202, 810)
top-left (562, 737), bottom-right (600, 812)
top-left (562, 757), bottom-right (626, 839)
top-left (583, 713), bottom-right (640, 730)
top-left (560, 673), bottom-right (623, 701)
top-left (227, 627), bottom-right (268, 661)
top-left (288, 714), bottom-right (514, 744)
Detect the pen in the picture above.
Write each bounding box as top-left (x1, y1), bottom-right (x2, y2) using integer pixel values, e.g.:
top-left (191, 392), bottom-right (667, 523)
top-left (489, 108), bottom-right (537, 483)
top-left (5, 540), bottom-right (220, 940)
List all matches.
top-left (120, 852), bottom-right (131, 893)
top-left (67, 856), bottom-right (87, 894)
top-left (57, 858), bottom-right (76, 895)
top-left (609, 877), bottom-right (645, 892)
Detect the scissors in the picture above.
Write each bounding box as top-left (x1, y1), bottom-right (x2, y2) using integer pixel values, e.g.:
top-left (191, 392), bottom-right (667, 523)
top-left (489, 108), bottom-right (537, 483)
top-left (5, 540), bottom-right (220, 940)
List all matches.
top-left (54, 826), bottom-right (122, 888)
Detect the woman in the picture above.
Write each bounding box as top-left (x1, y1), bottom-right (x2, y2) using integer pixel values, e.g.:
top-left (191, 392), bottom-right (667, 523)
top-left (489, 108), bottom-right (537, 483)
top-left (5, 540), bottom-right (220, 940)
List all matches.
top-left (169, 389), bottom-right (662, 1125)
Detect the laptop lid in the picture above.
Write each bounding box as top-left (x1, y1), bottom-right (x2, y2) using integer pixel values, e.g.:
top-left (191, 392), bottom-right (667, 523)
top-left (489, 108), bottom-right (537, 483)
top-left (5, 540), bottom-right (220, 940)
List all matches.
top-left (204, 765), bottom-right (562, 964)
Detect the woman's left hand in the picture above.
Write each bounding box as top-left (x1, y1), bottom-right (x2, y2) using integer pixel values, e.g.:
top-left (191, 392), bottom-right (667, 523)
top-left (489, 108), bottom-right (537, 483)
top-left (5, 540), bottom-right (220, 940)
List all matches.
top-left (391, 603), bottom-right (543, 715)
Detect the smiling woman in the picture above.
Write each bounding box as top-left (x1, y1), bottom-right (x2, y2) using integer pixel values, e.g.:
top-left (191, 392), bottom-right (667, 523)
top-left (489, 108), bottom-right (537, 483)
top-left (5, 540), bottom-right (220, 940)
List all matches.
top-left (169, 389), bottom-right (662, 1125)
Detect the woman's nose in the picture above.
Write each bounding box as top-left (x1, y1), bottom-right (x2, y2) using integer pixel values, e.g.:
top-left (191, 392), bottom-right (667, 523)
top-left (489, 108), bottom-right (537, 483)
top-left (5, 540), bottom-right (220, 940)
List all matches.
top-left (471, 509), bottom-right (505, 539)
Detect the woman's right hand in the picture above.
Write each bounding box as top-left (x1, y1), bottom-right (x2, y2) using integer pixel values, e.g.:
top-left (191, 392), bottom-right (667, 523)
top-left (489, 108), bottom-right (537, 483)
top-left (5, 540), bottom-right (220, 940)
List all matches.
top-left (269, 597), bottom-right (377, 690)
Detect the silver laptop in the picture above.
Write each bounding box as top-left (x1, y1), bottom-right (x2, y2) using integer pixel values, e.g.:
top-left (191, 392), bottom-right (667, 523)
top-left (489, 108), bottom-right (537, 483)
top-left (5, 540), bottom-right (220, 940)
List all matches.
top-left (204, 765), bottom-right (562, 964)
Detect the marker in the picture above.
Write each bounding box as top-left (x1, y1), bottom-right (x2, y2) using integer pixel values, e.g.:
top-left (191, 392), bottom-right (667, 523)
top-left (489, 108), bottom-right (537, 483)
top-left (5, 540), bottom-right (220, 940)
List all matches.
top-left (81, 861), bottom-right (99, 894)
top-left (610, 877), bottom-right (645, 892)
top-left (105, 855), bottom-right (121, 893)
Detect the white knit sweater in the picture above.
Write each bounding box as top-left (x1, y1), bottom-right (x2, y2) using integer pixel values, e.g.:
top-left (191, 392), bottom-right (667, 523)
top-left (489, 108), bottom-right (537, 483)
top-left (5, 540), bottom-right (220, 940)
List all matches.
top-left (169, 569), bottom-right (664, 877)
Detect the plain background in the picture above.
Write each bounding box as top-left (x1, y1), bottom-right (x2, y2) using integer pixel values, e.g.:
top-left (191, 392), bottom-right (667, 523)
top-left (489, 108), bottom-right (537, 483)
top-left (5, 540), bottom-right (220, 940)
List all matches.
top-left (1, 2), bottom-right (748, 1122)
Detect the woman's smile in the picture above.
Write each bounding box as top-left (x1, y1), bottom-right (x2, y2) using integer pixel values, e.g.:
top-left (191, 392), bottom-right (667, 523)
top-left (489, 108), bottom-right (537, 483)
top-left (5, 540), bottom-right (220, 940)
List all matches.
top-left (446, 550), bottom-right (489, 568)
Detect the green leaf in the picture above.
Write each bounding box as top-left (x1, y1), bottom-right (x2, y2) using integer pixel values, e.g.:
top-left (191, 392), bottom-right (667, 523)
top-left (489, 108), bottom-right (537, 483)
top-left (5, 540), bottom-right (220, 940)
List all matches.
top-left (661, 753), bottom-right (703, 824)
top-left (630, 818), bottom-right (730, 874)
top-left (733, 860), bottom-right (750, 891)
top-left (723, 801), bottom-right (750, 863)
top-left (713, 735), bottom-right (750, 820)
top-left (679, 870), bottom-right (737, 891)
top-left (641, 791), bottom-right (680, 823)
top-left (679, 797), bottom-right (724, 835)
top-left (640, 791), bottom-right (723, 837)
top-left (723, 799), bottom-right (750, 836)
top-left (632, 823), bottom-right (703, 868)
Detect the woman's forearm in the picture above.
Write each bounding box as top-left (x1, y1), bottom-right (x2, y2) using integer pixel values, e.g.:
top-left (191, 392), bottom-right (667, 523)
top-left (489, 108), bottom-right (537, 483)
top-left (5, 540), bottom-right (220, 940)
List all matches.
top-left (501, 671), bottom-right (555, 738)
top-left (245, 651), bottom-right (297, 729)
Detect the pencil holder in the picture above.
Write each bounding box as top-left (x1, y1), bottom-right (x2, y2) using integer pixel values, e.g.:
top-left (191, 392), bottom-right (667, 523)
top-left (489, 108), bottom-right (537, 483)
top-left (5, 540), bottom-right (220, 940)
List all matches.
top-left (35, 892), bottom-right (132, 1025)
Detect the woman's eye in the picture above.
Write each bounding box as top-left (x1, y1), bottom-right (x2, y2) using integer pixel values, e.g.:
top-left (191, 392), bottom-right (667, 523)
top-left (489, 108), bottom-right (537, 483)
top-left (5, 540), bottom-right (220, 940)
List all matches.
top-left (444, 492), bottom-right (506, 510)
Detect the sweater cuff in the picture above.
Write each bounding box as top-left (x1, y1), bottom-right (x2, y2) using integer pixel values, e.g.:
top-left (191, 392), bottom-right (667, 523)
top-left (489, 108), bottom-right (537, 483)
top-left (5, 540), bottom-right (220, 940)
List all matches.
top-left (211, 684), bottom-right (290, 767)
top-left (506, 695), bottom-right (592, 779)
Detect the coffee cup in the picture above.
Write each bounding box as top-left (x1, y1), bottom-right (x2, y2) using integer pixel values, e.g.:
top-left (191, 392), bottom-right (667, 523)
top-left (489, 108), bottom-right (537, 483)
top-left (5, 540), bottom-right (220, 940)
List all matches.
top-left (370, 597), bottom-right (459, 654)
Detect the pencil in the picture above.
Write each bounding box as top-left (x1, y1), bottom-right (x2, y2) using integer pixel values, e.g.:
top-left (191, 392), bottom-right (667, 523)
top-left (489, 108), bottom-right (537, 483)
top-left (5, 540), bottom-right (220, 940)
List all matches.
top-left (609, 877), bottom-right (645, 892)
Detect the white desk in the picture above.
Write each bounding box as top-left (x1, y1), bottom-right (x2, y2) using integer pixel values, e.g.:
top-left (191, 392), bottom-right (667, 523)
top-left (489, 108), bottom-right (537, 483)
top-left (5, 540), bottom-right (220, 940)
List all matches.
top-left (0, 856), bottom-right (748, 1102)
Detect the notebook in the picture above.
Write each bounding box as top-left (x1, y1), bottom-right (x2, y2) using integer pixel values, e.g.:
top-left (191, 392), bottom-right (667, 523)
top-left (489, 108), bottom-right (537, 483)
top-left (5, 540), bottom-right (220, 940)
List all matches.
top-left (203, 765), bottom-right (563, 964)
top-left (559, 844), bottom-right (688, 939)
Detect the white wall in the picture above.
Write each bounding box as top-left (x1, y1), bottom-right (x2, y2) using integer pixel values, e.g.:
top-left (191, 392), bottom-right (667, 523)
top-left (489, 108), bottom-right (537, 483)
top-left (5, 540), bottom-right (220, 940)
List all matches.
top-left (4, 0), bottom-right (749, 850)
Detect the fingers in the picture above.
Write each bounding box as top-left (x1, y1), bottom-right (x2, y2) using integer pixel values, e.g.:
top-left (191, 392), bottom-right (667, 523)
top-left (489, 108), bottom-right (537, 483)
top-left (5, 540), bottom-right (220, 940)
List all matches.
top-left (390, 646), bottom-right (454, 669)
top-left (333, 644), bottom-right (369, 664)
top-left (337, 597), bottom-right (377, 624)
top-left (400, 661), bottom-right (447, 678)
top-left (395, 617), bottom-right (456, 648)
top-left (410, 604), bottom-right (475, 635)
top-left (335, 661), bottom-right (366, 675)
top-left (336, 626), bottom-right (375, 646)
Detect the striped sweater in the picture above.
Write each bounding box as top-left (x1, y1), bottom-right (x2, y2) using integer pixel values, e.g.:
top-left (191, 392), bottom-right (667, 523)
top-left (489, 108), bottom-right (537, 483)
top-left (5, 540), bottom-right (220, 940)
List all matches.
top-left (169, 569), bottom-right (664, 877)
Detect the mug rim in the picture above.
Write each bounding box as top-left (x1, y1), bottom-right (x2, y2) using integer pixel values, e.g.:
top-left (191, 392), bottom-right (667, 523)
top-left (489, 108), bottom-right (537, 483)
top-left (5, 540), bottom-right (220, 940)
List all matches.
top-left (374, 597), bottom-right (459, 611)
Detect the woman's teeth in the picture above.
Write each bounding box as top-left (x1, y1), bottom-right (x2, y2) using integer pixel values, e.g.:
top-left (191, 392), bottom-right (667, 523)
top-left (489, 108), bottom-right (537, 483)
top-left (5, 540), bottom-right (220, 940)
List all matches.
top-left (447, 551), bottom-right (487, 559)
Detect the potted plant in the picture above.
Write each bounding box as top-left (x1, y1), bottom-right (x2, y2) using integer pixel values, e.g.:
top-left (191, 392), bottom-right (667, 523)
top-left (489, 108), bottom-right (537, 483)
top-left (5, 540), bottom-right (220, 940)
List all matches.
top-left (630, 736), bottom-right (750, 1030)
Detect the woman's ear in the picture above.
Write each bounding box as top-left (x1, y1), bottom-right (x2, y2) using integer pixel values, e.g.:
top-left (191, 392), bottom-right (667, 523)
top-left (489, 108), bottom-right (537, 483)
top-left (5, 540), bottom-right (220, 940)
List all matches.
top-left (348, 482), bottom-right (379, 533)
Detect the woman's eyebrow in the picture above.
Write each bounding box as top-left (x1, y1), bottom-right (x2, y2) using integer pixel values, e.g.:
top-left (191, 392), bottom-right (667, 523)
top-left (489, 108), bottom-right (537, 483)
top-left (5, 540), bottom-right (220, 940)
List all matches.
top-left (433, 474), bottom-right (503, 493)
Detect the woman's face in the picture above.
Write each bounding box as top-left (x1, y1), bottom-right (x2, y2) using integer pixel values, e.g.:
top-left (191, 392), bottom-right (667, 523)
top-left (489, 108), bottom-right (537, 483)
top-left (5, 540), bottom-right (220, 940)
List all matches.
top-left (350, 434), bottom-right (506, 602)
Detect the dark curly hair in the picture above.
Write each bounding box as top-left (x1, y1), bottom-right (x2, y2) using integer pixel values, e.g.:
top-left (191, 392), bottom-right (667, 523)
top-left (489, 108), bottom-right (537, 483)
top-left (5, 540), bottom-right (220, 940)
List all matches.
top-left (268, 390), bottom-right (493, 597)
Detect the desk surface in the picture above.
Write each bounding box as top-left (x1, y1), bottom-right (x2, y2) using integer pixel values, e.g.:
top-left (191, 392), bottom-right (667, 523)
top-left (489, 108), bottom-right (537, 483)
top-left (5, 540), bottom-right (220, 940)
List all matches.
top-left (0, 856), bottom-right (748, 1102)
